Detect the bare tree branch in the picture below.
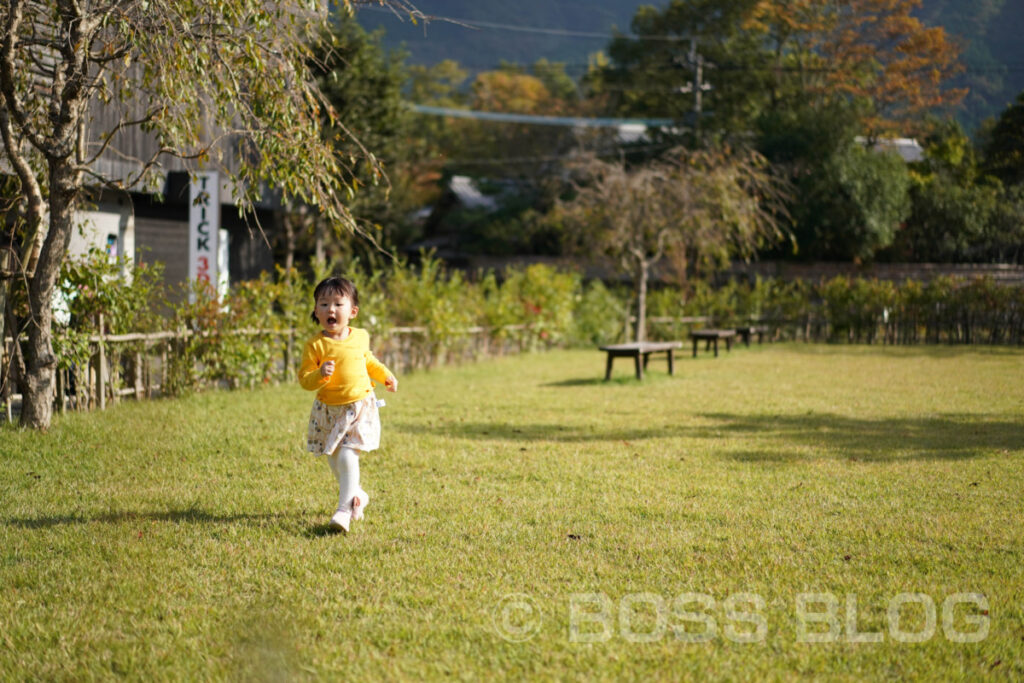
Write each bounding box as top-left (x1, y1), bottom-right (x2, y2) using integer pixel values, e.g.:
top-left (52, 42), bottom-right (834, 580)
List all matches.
top-left (0, 0), bottom-right (51, 152)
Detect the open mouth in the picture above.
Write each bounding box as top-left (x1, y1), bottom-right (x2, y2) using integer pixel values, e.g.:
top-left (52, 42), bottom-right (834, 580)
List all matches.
top-left (327, 316), bottom-right (337, 325)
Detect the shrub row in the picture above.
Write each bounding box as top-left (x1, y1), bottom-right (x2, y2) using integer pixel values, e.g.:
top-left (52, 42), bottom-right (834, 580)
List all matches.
top-left (645, 275), bottom-right (1024, 345)
top-left (51, 250), bottom-right (1024, 403)
top-left (52, 251), bottom-right (630, 399)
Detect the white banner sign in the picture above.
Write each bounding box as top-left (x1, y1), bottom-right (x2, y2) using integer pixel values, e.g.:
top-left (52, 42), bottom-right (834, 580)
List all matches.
top-left (188, 172), bottom-right (220, 297)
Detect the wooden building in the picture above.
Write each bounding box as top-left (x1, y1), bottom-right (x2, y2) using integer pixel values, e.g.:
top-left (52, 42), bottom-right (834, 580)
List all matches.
top-left (22, 71), bottom-right (286, 292)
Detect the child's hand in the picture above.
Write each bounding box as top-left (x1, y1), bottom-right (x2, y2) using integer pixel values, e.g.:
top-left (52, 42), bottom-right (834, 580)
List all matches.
top-left (320, 360), bottom-right (335, 378)
top-left (385, 375), bottom-right (398, 392)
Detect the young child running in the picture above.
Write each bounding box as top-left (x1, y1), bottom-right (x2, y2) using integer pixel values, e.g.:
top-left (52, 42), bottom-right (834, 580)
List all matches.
top-left (299, 276), bottom-right (397, 533)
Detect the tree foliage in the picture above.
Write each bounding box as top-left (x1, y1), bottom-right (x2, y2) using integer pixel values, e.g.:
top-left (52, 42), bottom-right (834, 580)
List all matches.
top-left (594, 0), bottom-right (965, 139)
top-left (758, 101), bottom-right (911, 261)
top-left (596, 0), bottom-right (770, 144)
top-left (557, 147), bottom-right (790, 340)
top-left (404, 58), bottom-right (588, 256)
top-left (891, 116), bottom-right (1024, 263)
top-left (0, 0), bottom-right (415, 429)
top-left (818, 0), bottom-right (966, 137)
top-left (308, 13), bottom-right (430, 263)
top-left (408, 59), bottom-right (584, 180)
top-left (983, 91), bottom-right (1024, 187)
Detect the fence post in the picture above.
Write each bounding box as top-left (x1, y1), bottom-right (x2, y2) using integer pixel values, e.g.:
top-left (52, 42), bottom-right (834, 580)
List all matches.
top-left (134, 351), bottom-right (144, 400)
top-left (0, 337), bottom-right (6, 421)
top-left (97, 313), bottom-right (106, 410)
top-left (284, 329), bottom-right (293, 383)
top-left (72, 363), bottom-right (81, 411)
top-left (144, 345), bottom-right (153, 398)
top-left (56, 367), bottom-right (64, 414)
top-left (158, 337), bottom-right (166, 395)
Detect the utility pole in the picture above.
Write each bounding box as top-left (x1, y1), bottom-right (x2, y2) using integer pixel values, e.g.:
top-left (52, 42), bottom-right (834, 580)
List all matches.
top-left (675, 38), bottom-right (712, 138)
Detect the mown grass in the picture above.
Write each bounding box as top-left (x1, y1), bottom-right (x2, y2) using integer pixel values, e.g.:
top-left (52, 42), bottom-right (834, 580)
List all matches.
top-left (2, 344), bottom-right (1023, 680)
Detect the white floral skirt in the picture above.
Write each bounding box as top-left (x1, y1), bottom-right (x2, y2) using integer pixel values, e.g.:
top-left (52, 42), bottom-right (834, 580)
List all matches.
top-left (306, 393), bottom-right (381, 456)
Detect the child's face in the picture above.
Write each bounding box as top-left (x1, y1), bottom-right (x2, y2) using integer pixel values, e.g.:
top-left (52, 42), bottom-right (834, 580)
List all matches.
top-left (315, 292), bottom-right (358, 337)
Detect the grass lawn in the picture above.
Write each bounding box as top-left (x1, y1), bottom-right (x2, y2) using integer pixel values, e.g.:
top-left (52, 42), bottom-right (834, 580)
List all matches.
top-left (2, 344), bottom-right (1023, 679)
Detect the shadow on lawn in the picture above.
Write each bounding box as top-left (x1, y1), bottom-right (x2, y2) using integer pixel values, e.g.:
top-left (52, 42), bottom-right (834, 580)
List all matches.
top-left (700, 412), bottom-right (1023, 462)
top-left (396, 420), bottom-right (685, 444)
top-left (543, 364), bottom-right (680, 387)
top-left (543, 374), bottom-right (676, 387)
top-left (769, 343), bottom-right (1024, 359)
top-left (4, 508), bottom-right (307, 530)
top-left (304, 523), bottom-right (346, 538)
top-left (396, 412), bottom-right (1023, 462)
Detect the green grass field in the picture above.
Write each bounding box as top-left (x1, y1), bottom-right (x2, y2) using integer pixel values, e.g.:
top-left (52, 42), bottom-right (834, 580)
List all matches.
top-left (2, 344), bottom-right (1023, 679)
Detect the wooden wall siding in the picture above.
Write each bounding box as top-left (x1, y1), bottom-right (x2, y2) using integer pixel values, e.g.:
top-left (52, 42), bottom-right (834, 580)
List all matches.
top-left (85, 60), bottom-right (239, 185)
top-left (133, 213), bottom-right (276, 291)
top-left (228, 226), bottom-right (276, 283)
top-left (134, 216), bottom-right (189, 288)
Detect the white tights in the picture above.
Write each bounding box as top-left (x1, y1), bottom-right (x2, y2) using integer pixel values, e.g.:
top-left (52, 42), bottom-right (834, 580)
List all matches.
top-left (327, 447), bottom-right (360, 511)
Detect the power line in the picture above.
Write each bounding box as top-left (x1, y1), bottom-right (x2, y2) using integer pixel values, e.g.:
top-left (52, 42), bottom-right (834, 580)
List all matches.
top-left (410, 57), bottom-right (1024, 78)
top-left (357, 5), bottom-right (692, 43)
top-left (439, 142), bottom-right (675, 167)
top-left (358, 8), bottom-right (1024, 78)
top-left (410, 104), bottom-right (675, 128)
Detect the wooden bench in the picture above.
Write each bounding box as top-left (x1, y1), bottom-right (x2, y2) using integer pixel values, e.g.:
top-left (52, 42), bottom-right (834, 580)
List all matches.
top-left (735, 325), bottom-right (770, 347)
top-left (599, 341), bottom-right (682, 380)
top-left (689, 329), bottom-right (737, 357)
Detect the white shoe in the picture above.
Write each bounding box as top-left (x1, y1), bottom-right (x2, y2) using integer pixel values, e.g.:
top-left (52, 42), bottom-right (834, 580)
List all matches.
top-left (351, 489), bottom-right (369, 521)
top-left (329, 508), bottom-right (351, 533)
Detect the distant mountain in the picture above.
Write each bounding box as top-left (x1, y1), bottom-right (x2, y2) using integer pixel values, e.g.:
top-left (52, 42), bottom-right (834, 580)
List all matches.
top-left (918, 0), bottom-right (1024, 130)
top-left (357, 0), bottom-right (1024, 131)
top-left (355, 1), bottom-right (646, 79)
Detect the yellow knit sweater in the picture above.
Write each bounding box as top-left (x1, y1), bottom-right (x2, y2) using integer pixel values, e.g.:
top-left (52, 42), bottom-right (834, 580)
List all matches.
top-left (298, 328), bottom-right (393, 405)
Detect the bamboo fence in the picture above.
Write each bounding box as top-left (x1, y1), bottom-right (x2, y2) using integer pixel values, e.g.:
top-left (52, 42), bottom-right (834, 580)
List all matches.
top-left (1, 321), bottom-right (533, 421)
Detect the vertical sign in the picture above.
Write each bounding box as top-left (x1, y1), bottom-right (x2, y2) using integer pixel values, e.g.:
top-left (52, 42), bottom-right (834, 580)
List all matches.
top-left (217, 228), bottom-right (230, 301)
top-left (189, 172), bottom-right (220, 300)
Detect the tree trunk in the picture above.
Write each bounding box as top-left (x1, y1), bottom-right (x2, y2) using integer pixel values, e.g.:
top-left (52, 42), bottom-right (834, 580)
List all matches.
top-left (314, 220), bottom-right (326, 264)
top-left (20, 162), bottom-right (77, 429)
top-left (635, 259), bottom-right (649, 343)
top-left (284, 212), bottom-right (296, 273)
top-left (0, 281), bottom-right (6, 396)
top-left (2, 283), bottom-right (25, 406)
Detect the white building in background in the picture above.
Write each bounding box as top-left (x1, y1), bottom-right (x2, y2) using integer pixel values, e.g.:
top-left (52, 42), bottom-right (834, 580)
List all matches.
top-left (38, 74), bottom-right (281, 302)
top-left (67, 200), bottom-right (135, 275)
top-left (63, 180), bottom-right (232, 303)
top-left (449, 175), bottom-right (498, 211)
top-left (856, 136), bottom-right (925, 163)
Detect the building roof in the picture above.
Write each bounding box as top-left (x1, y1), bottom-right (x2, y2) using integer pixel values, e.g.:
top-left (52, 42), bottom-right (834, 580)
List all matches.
top-left (856, 136), bottom-right (925, 163)
top-left (449, 175), bottom-right (498, 210)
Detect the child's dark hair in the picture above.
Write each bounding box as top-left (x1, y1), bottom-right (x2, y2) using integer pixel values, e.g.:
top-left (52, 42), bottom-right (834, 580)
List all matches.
top-left (310, 277), bottom-right (359, 323)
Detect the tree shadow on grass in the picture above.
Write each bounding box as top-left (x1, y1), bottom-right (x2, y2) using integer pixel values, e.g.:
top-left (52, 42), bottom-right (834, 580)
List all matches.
top-left (4, 508), bottom-right (308, 530)
top-left (699, 412), bottom-right (1024, 462)
top-left (772, 343), bottom-right (1024, 359)
top-left (395, 420), bottom-right (685, 444)
top-left (543, 377), bottom-right (614, 387)
top-left (543, 373), bottom-right (677, 387)
top-left (395, 412), bottom-right (1023, 462)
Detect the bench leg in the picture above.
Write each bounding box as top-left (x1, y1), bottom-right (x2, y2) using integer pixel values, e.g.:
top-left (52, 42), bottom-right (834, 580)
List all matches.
top-left (667, 349), bottom-right (675, 375)
top-left (725, 338), bottom-right (732, 352)
top-left (642, 352), bottom-right (650, 370)
top-left (692, 339), bottom-right (698, 358)
top-left (634, 354), bottom-right (643, 380)
top-left (713, 339), bottom-right (719, 357)
top-left (604, 353), bottom-right (614, 381)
